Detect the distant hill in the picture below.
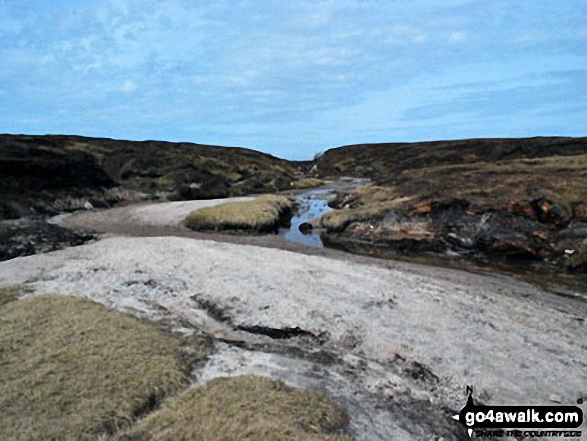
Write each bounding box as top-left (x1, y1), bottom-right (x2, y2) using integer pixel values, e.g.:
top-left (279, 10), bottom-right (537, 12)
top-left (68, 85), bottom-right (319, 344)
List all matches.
top-left (316, 136), bottom-right (587, 274)
top-left (317, 136), bottom-right (587, 179)
top-left (0, 134), bottom-right (301, 219)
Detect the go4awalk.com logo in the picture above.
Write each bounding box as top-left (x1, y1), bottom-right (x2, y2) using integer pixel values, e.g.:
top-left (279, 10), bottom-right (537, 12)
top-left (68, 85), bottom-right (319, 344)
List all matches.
top-left (452, 387), bottom-right (584, 438)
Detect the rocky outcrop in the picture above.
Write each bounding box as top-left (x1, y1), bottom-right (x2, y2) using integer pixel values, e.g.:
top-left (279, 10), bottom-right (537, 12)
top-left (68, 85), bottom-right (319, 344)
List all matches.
top-left (323, 196), bottom-right (587, 274)
top-left (0, 218), bottom-right (94, 261)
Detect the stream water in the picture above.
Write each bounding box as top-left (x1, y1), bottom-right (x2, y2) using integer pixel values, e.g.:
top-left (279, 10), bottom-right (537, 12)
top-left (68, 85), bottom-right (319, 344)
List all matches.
top-left (279, 189), bottom-right (333, 247)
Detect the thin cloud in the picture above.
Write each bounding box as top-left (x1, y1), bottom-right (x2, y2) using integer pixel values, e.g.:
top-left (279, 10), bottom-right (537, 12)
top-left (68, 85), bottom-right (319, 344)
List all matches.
top-left (0, 0), bottom-right (585, 159)
top-left (119, 80), bottom-right (138, 93)
top-left (448, 31), bottom-right (468, 42)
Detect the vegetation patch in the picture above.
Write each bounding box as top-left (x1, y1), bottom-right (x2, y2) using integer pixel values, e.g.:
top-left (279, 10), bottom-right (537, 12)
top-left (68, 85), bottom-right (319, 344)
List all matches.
top-left (389, 154), bottom-right (587, 208)
top-left (185, 195), bottom-right (293, 233)
top-left (0, 134), bottom-right (301, 222)
top-left (114, 374), bottom-right (354, 441)
top-left (321, 186), bottom-right (411, 232)
top-left (292, 178), bottom-right (324, 189)
top-left (319, 148), bottom-right (587, 275)
top-left (317, 139), bottom-right (587, 215)
top-left (0, 284), bottom-right (32, 307)
top-left (0, 295), bottom-right (210, 441)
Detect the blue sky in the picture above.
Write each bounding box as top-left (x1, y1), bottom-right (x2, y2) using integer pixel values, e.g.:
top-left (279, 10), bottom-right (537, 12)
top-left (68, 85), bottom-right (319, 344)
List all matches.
top-left (1, 0), bottom-right (586, 159)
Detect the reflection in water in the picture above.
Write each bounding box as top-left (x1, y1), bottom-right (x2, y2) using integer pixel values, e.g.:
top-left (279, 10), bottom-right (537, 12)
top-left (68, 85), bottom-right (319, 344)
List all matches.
top-left (280, 189), bottom-right (333, 247)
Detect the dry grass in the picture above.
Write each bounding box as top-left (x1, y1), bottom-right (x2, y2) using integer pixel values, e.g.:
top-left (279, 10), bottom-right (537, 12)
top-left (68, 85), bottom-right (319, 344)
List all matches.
top-left (320, 186), bottom-right (411, 231)
top-left (292, 178), bottom-right (324, 189)
top-left (185, 195), bottom-right (292, 233)
top-left (0, 295), bottom-right (210, 441)
top-left (321, 206), bottom-right (386, 232)
top-left (0, 284), bottom-right (32, 307)
top-left (322, 155), bottom-right (587, 233)
top-left (393, 154), bottom-right (587, 205)
top-left (114, 375), bottom-right (353, 441)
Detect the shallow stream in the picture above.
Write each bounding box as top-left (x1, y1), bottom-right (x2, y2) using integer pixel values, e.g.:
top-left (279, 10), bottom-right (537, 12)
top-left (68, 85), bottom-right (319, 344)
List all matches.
top-left (279, 189), bottom-right (333, 247)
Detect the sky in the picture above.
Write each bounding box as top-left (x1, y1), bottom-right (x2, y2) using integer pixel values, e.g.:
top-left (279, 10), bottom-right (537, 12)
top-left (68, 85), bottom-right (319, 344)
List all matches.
top-left (0, 1), bottom-right (586, 160)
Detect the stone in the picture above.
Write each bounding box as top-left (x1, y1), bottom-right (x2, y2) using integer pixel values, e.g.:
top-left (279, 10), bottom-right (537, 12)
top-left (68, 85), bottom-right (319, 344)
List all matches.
top-left (298, 222), bottom-right (313, 235)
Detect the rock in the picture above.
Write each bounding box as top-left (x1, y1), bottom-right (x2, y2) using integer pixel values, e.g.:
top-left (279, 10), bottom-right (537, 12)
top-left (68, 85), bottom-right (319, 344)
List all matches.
top-left (88, 198), bottom-right (109, 209)
top-left (0, 218), bottom-right (94, 261)
top-left (313, 151), bottom-right (325, 161)
top-left (573, 202), bottom-right (587, 222)
top-left (298, 222), bottom-right (313, 235)
top-left (339, 330), bottom-right (362, 350)
top-left (409, 201), bottom-right (431, 215)
top-left (0, 201), bottom-right (27, 220)
top-left (530, 194), bottom-right (572, 227)
top-left (176, 175), bottom-right (230, 200)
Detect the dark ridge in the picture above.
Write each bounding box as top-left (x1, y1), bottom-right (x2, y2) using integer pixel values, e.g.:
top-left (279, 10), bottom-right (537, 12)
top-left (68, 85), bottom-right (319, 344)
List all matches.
top-left (0, 133), bottom-right (302, 221)
top-left (317, 136), bottom-right (587, 181)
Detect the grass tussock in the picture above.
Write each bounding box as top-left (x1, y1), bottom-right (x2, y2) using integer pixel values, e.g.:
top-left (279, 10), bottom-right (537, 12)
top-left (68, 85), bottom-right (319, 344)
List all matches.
top-left (185, 195), bottom-right (292, 233)
top-left (321, 186), bottom-right (411, 231)
top-left (0, 295), bottom-right (210, 441)
top-left (292, 178), bottom-right (324, 189)
top-left (0, 284), bottom-right (32, 307)
top-left (114, 375), bottom-right (354, 441)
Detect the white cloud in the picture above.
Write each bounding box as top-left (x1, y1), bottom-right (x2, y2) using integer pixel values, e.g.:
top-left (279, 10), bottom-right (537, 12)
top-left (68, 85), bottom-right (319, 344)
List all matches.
top-left (119, 80), bottom-right (138, 93)
top-left (448, 31), bottom-right (468, 43)
top-left (381, 25), bottom-right (428, 44)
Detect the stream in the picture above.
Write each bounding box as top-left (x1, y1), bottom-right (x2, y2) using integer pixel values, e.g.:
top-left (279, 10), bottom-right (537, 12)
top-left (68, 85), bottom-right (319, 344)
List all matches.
top-left (279, 189), bottom-right (333, 247)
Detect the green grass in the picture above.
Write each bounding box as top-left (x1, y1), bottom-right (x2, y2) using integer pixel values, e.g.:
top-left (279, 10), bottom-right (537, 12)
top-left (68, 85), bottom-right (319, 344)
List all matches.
top-left (0, 295), bottom-right (210, 441)
top-left (185, 195), bottom-right (292, 233)
top-left (113, 375), bottom-right (353, 441)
